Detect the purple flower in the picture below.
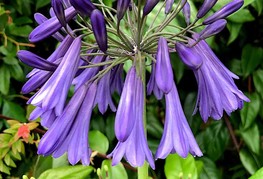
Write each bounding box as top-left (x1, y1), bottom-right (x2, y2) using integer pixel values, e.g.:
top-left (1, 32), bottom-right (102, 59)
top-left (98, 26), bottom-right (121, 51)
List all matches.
top-left (29, 7), bottom-right (76, 42)
top-left (155, 37), bottom-right (174, 93)
top-left (73, 55), bottom-right (105, 90)
top-left (165, 0), bottom-right (174, 14)
top-left (143, 0), bottom-right (160, 16)
top-left (199, 19), bottom-right (227, 40)
top-left (117, 0), bottom-right (131, 21)
top-left (34, 13), bottom-right (64, 41)
top-left (114, 67), bottom-right (137, 142)
top-left (17, 50), bottom-right (57, 71)
top-left (29, 37), bottom-right (82, 116)
top-left (197, 0), bottom-right (218, 19)
top-left (29, 107), bottom-right (56, 128)
top-left (110, 64), bottom-right (124, 95)
top-left (155, 83), bottom-right (203, 159)
top-left (22, 70), bottom-right (52, 94)
top-left (38, 83), bottom-right (97, 165)
top-left (90, 10), bottom-right (108, 52)
top-left (51, 0), bottom-right (66, 26)
top-left (70, 0), bottom-right (96, 17)
top-left (175, 42), bottom-right (203, 70)
top-left (108, 76), bottom-right (155, 169)
top-left (190, 36), bottom-right (249, 122)
top-left (182, 1), bottom-right (191, 25)
top-left (94, 58), bottom-right (116, 114)
top-left (203, 0), bottom-right (244, 25)
top-left (147, 63), bottom-right (163, 100)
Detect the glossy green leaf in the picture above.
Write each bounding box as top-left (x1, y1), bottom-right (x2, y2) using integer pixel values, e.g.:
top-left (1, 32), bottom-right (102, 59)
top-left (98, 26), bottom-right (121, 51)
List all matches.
top-left (228, 59), bottom-right (242, 76)
top-left (196, 121), bottom-right (229, 161)
top-left (253, 70), bottom-right (263, 99)
top-left (0, 13), bottom-right (8, 31)
top-left (199, 157), bottom-right (220, 179)
top-left (36, 0), bottom-right (51, 10)
top-left (164, 154), bottom-right (200, 179)
top-left (239, 148), bottom-right (259, 175)
top-left (89, 130), bottom-right (109, 154)
top-left (252, 0), bottom-right (263, 15)
top-left (38, 165), bottom-right (94, 179)
top-left (241, 44), bottom-right (263, 78)
top-left (250, 166), bottom-right (263, 179)
top-left (4, 153), bottom-right (16, 167)
top-left (2, 100), bottom-right (27, 122)
top-left (9, 63), bottom-right (24, 81)
top-left (0, 65), bottom-right (11, 95)
top-left (100, 160), bottom-right (128, 179)
top-left (240, 124), bottom-right (260, 155)
top-left (0, 160), bottom-right (10, 175)
top-left (7, 24), bottom-right (33, 37)
top-left (34, 156), bottom-right (53, 178)
top-left (227, 23), bottom-right (242, 45)
top-left (240, 93), bottom-right (260, 129)
top-left (228, 9), bottom-right (255, 23)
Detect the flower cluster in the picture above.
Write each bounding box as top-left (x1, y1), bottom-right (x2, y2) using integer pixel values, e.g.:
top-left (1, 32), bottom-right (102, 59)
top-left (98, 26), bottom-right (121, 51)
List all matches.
top-left (18, 0), bottom-right (249, 169)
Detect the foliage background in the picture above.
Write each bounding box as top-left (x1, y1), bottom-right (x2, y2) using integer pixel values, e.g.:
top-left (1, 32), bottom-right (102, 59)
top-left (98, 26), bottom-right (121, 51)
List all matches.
top-left (0, 0), bottom-right (262, 178)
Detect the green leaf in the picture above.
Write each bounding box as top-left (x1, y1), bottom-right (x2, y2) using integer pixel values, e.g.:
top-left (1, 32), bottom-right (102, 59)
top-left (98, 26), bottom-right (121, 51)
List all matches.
top-left (34, 156), bottom-right (53, 178)
top-left (196, 121), bottom-right (229, 161)
top-left (227, 23), bottom-right (242, 45)
top-left (7, 24), bottom-right (33, 37)
top-left (4, 153), bottom-right (16, 167)
top-left (164, 154), bottom-right (200, 179)
top-left (228, 59), bottom-right (242, 76)
top-left (253, 70), bottom-right (263, 99)
top-left (241, 45), bottom-right (263, 78)
top-left (100, 160), bottom-right (128, 179)
top-left (9, 63), bottom-right (24, 81)
top-left (89, 130), bottom-right (109, 154)
top-left (239, 148), bottom-right (259, 175)
top-left (13, 17), bottom-right (33, 25)
top-left (250, 167), bottom-right (263, 179)
top-left (240, 93), bottom-right (260, 129)
top-left (38, 165), bottom-right (94, 179)
top-left (228, 9), bottom-right (255, 23)
top-left (240, 124), bottom-right (260, 155)
top-left (0, 13), bottom-right (8, 31)
top-left (198, 157), bottom-right (220, 179)
top-left (0, 160), bottom-right (10, 175)
top-left (252, 0), bottom-right (263, 15)
top-left (2, 100), bottom-right (27, 122)
top-left (52, 154), bottom-right (69, 168)
top-left (36, 0), bottom-right (52, 10)
top-left (0, 65), bottom-right (11, 95)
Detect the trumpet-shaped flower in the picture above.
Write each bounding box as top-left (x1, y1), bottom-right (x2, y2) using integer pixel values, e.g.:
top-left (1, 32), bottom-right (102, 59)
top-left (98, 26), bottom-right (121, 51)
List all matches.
top-left (38, 83), bottom-right (97, 165)
top-left (155, 83), bottom-right (202, 159)
top-left (29, 37), bottom-right (81, 116)
top-left (108, 75), bottom-right (155, 169)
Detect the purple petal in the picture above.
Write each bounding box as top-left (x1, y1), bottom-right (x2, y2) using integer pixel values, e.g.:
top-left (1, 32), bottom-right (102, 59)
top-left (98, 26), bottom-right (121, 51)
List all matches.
top-left (197, 0), bottom-right (218, 19)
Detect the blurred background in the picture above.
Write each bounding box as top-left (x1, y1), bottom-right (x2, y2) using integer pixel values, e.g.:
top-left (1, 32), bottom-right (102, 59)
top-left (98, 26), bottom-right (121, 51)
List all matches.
top-left (0, 0), bottom-right (262, 178)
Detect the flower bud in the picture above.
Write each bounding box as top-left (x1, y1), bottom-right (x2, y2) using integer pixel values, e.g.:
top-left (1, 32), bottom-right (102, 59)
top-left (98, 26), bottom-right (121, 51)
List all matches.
top-left (197, 0), bottom-right (218, 19)
top-left (199, 19), bottom-right (227, 40)
top-left (182, 1), bottom-right (191, 25)
top-left (175, 42), bottom-right (203, 70)
top-left (143, 0), bottom-right (160, 16)
top-left (117, 0), bottom-right (131, 21)
top-left (165, 0), bottom-right (174, 14)
top-left (51, 0), bottom-right (66, 26)
top-left (90, 9), bottom-right (108, 52)
top-left (203, 0), bottom-right (244, 25)
top-left (70, 0), bottom-right (96, 17)
top-left (17, 50), bottom-right (57, 71)
top-left (155, 37), bottom-right (174, 93)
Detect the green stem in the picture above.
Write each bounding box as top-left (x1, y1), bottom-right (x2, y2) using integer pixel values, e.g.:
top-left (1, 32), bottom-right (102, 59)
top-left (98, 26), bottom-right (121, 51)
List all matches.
top-left (137, 50), bottom-right (149, 179)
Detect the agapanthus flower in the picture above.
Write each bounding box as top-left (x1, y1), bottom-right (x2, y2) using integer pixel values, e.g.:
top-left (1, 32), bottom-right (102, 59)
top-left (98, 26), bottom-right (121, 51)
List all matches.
top-left (29, 36), bottom-right (81, 116)
top-left (155, 83), bottom-right (203, 159)
top-left (108, 73), bottom-right (155, 169)
top-left (21, 0), bottom-right (247, 171)
top-left (177, 36), bottom-right (249, 122)
top-left (38, 83), bottom-right (97, 165)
